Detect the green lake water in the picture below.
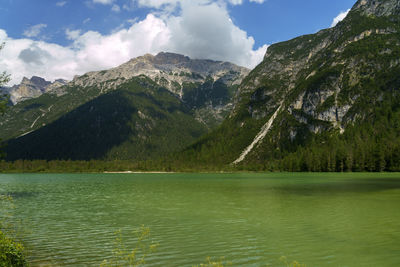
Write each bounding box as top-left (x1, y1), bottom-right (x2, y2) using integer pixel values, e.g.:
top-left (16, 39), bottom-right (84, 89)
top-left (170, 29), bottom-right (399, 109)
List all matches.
top-left (0, 172), bottom-right (400, 266)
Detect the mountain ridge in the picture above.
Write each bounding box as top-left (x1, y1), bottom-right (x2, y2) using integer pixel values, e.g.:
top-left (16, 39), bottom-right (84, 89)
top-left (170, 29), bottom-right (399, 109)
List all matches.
top-left (70, 52), bottom-right (249, 97)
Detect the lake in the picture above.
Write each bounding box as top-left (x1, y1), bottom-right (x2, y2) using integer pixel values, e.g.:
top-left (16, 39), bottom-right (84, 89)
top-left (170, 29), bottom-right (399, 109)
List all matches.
top-left (0, 173), bottom-right (400, 266)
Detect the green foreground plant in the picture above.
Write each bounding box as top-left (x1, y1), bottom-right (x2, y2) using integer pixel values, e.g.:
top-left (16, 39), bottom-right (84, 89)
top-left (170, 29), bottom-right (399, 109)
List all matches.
top-left (0, 195), bottom-right (28, 267)
top-left (100, 225), bottom-right (158, 267)
top-left (193, 256), bottom-right (232, 267)
top-left (279, 256), bottom-right (306, 267)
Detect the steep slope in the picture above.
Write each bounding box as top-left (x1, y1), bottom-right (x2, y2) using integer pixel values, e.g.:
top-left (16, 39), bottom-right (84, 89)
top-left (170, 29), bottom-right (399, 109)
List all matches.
top-left (182, 0), bottom-right (400, 171)
top-left (5, 76), bottom-right (206, 160)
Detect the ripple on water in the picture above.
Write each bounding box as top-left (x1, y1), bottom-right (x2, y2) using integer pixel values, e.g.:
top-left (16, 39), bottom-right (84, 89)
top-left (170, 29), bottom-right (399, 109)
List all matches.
top-left (1, 173), bottom-right (400, 266)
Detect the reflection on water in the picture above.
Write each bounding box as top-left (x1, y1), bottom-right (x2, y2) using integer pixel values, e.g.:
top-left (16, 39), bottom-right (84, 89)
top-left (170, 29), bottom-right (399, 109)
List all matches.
top-left (0, 173), bottom-right (400, 266)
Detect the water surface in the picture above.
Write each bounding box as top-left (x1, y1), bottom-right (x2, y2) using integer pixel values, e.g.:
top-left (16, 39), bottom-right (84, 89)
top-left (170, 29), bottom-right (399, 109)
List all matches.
top-left (0, 173), bottom-right (400, 266)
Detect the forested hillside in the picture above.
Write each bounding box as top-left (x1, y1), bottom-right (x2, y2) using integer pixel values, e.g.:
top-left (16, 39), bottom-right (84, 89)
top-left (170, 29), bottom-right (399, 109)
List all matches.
top-left (175, 0), bottom-right (400, 172)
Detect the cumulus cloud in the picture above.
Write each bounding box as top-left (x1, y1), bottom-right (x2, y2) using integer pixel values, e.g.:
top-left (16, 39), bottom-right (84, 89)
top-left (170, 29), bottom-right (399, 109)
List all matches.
top-left (331, 9), bottom-right (350, 27)
top-left (22, 24), bottom-right (47, 38)
top-left (18, 44), bottom-right (51, 65)
top-left (0, 30), bottom-right (77, 85)
top-left (167, 2), bottom-right (267, 68)
top-left (0, 1), bottom-right (268, 85)
top-left (0, 16), bottom-right (169, 85)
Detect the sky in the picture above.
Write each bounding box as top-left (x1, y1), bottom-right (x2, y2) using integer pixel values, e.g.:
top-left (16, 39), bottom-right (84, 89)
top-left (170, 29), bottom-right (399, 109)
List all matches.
top-left (0, 0), bottom-right (356, 86)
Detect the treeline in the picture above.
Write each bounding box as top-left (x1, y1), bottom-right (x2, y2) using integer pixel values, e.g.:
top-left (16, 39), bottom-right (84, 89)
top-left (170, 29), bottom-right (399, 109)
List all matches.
top-left (0, 159), bottom-right (236, 173)
top-left (1, 147), bottom-right (399, 173)
top-left (243, 139), bottom-right (400, 173)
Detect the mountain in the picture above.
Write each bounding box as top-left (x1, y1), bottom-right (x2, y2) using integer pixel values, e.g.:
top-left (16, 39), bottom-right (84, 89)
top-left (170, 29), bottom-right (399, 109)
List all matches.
top-left (180, 0), bottom-right (400, 171)
top-left (70, 52), bottom-right (249, 128)
top-left (1, 52), bottom-right (249, 161)
top-left (1, 76), bottom-right (68, 104)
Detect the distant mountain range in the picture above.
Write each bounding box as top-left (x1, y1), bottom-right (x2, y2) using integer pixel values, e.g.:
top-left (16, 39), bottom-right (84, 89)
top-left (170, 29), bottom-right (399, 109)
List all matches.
top-left (0, 52), bottom-right (249, 160)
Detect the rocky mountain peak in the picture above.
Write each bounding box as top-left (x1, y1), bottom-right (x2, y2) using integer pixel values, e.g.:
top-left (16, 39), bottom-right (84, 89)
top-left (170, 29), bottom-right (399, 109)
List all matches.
top-left (20, 77), bottom-right (30, 84)
top-left (30, 76), bottom-right (51, 88)
top-left (55, 79), bottom-right (68, 84)
top-left (72, 52), bottom-right (250, 97)
top-left (153, 52), bottom-right (190, 65)
top-left (19, 76), bottom-right (51, 89)
top-left (6, 76), bottom-right (67, 104)
top-left (353, 0), bottom-right (400, 16)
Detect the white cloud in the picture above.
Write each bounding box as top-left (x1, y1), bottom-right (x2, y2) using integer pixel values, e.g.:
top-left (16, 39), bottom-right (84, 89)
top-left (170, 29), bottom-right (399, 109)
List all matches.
top-left (65, 29), bottom-right (81, 40)
top-left (331, 9), bottom-right (350, 27)
top-left (22, 24), bottom-right (47, 38)
top-left (167, 1), bottom-right (267, 68)
top-left (93, 0), bottom-right (114, 4)
top-left (112, 4), bottom-right (121, 12)
top-left (0, 1), bottom-right (268, 86)
top-left (228, 0), bottom-right (243, 5)
top-left (229, 0), bottom-right (265, 4)
top-left (56, 1), bottom-right (67, 7)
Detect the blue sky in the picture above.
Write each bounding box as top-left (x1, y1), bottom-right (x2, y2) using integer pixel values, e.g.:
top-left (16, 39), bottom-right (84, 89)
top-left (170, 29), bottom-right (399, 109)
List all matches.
top-left (0, 0), bottom-right (356, 85)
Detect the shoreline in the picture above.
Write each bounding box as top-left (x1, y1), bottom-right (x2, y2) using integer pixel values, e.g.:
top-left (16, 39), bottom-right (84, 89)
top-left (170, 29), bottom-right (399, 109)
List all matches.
top-left (103, 171), bottom-right (176, 174)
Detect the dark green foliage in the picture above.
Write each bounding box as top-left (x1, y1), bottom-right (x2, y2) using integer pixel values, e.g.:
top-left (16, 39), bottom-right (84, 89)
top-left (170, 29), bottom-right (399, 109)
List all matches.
top-left (0, 84), bottom-right (104, 141)
top-left (182, 78), bottom-right (234, 108)
top-left (0, 230), bottom-right (27, 267)
top-left (5, 78), bottom-right (207, 161)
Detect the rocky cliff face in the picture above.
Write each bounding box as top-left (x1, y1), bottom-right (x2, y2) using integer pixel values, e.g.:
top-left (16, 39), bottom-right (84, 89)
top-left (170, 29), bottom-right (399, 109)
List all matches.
top-left (353, 0), bottom-right (400, 16)
top-left (4, 76), bottom-right (68, 104)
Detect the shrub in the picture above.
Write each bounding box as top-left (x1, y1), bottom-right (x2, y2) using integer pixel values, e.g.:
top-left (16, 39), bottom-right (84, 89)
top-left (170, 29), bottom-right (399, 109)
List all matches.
top-left (0, 230), bottom-right (27, 267)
